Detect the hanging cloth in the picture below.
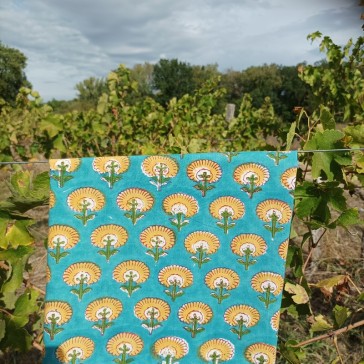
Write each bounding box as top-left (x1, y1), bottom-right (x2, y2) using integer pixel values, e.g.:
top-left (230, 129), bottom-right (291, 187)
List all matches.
top-left (44, 151), bottom-right (297, 364)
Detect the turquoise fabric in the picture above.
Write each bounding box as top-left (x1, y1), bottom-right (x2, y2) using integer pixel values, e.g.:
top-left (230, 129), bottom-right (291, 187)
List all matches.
top-left (44, 151), bottom-right (297, 364)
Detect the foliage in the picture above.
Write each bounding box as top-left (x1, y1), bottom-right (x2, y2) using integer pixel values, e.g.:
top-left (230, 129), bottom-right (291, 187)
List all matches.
top-left (0, 42), bottom-right (31, 105)
top-left (0, 33), bottom-right (363, 363)
top-left (0, 170), bottom-right (49, 353)
top-left (75, 76), bottom-right (107, 107)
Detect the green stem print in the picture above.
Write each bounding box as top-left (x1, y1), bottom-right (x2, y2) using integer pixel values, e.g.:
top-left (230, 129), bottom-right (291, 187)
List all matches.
top-left (98, 236), bottom-right (118, 262)
top-left (267, 151), bottom-right (288, 166)
top-left (194, 171), bottom-right (214, 197)
top-left (184, 316), bottom-right (205, 338)
top-left (102, 161), bottom-right (122, 188)
top-left (216, 209), bottom-right (235, 234)
top-left (209, 351), bottom-right (221, 364)
top-left (255, 355), bottom-right (268, 364)
top-left (67, 349), bottom-right (82, 364)
top-left (150, 164), bottom-right (171, 191)
top-left (241, 175), bottom-right (262, 199)
top-left (210, 280), bottom-right (230, 304)
top-left (141, 307), bottom-right (161, 334)
top-left (237, 247), bottom-right (257, 270)
top-left (164, 280), bottom-right (184, 301)
top-left (44, 314), bottom-right (63, 340)
top-left (74, 200), bottom-right (96, 226)
top-left (124, 199), bottom-right (144, 225)
top-left (170, 212), bottom-right (189, 232)
top-left (92, 308), bottom-right (113, 335)
top-left (120, 271), bottom-right (141, 297)
top-left (51, 162), bottom-right (73, 188)
top-left (264, 211), bottom-right (284, 239)
top-left (257, 284), bottom-right (277, 308)
top-left (224, 151), bottom-right (239, 162)
top-left (114, 344), bottom-right (134, 364)
top-left (146, 237), bottom-right (167, 262)
top-left (191, 246), bottom-right (210, 268)
top-left (70, 275), bottom-right (92, 301)
top-left (230, 317), bottom-right (250, 340)
top-left (160, 355), bottom-right (177, 364)
top-left (49, 239), bottom-right (69, 263)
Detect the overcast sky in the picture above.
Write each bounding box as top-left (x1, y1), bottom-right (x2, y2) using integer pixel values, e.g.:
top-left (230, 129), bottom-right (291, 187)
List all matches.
top-left (1, 0), bottom-right (363, 101)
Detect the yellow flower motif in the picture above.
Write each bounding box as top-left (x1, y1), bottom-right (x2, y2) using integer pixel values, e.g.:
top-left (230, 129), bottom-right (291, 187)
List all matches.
top-left (271, 310), bottom-right (280, 332)
top-left (178, 302), bottom-right (213, 325)
top-left (231, 234), bottom-right (267, 257)
top-left (117, 188), bottom-right (154, 224)
top-left (134, 297), bottom-right (171, 321)
top-left (163, 193), bottom-right (199, 217)
top-left (231, 234), bottom-right (267, 270)
top-left (85, 297), bottom-right (123, 322)
top-left (48, 225), bottom-right (80, 249)
top-left (44, 301), bottom-right (73, 340)
top-left (205, 268), bottom-right (240, 290)
top-left (245, 343), bottom-right (276, 364)
top-left (44, 301), bottom-right (73, 325)
top-left (224, 305), bottom-right (260, 327)
top-left (278, 239), bottom-right (289, 260)
top-left (50, 159), bottom-right (81, 188)
top-left (256, 199), bottom-right (292, 238)
top-left (184, 231), bottom-right (220, 268)
top-left (281, 167), bottom-right (297, 191)
top-left (251, 272), bottom-right (284, 295)
top-left (256, 199), bottom-right (292, 224)
top-left (46, 265), bottom-right (51, 282)
top-left (209, 196), bottom-right (245, 234)
top-left (184, 231), bottom-right (220, 254)
top-left (91, 225), bottom-right (128, 248)
top-left (113, 260), bottom-right (150, 284)
top-left (92, 156), bottom-right (130, 174)
top-left (139, 226), bottom-right (176, 262)
top-left (158, 265), bottom-right (193, 289)
top-left (56, 336), bottom-right (94, 363)
top-left (153, 336), bottom-right (189, 360)
top-left (50, 158), bottom-right (80, 172)
top-left (142, 156), bottom-right (179, 177)
top-left (199, 338), bottom-right (235, 362)
top-left (113, 260), bottom-right (150, 296)
top-left (107, 332), bottom-right (144, 357)
top-left (63, 262), bottom-right (101, 286)
top-left (68, 188), bottom-right (105, 212)
top-left (163, 193), bottom-right (199, 231)
top-left (187, 159), bottom-right (222, 183)
top-left (49, 191), bottom-right (56, 208)
top-left (234, 163), bottom-right (269, 198)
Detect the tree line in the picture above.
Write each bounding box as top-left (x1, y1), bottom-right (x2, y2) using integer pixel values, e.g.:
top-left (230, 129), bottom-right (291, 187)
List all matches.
top-left (1, 42), bottom-right (316, 122)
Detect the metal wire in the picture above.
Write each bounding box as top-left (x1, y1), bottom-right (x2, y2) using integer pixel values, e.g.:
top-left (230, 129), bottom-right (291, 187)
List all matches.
top-left (0, 148), bottom-right (363, 165)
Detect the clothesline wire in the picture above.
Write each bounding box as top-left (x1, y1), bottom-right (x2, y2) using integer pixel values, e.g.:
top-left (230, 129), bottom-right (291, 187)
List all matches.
top-left (0, 148), bottom-right (363, 165)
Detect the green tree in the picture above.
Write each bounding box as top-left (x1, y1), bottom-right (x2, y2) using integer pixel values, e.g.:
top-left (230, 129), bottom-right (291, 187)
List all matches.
top-left (152, 58), bottom-right (195, 105)
top-left (129, 62), bottom-right (154, 97)
top-left (192, 63), bottom-right (220, 88)
top-left (75, 76), bottom-right (107, 107)
top-left (0, 43), bottom-right (31, 104)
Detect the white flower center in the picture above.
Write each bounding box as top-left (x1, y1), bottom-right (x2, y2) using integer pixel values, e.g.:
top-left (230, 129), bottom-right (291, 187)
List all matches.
top-left (171, 203), bottom-right (188, 215)
top-left (266, 208), bottom-right (283, 221)
top-left (253, 353), bottom-right (269, 363)
top-left (192, 240), bottom-right (209, 252)
top-left (56, 159), bottom-right (71, 171)
top-left (81, 197), bottom-right (96, 210)
top-left (74, 271), bottom-right (91, 284)
top-left (234, 313), bottom-right (250, 325)
top-left (53, 234), bottom-right (68, 247)
top-left (167, 274), bottom-right (184, 286)
top-left (241, 171), bottom-right (258, 184)
top-left (207, 349), bottom-right (222, 360)
top-left (123, 269), bottom-right (140, 282)
top-left (151, 235), bottom-right (166, 247)
top-left (102, 234), bottom-right (118, 246)
top-left (96, 306), bottom-right (112, 319)
top-left (159, 347), bottom-right (177, 358)
top-left (153, 163), bottom-right (169, 176)
top-left (240, 243), bottom-right (256, 255)
top-left (67, 347), bottom-right (83, 359)
top-left (214, 277), bottom-right (229, 288)
top-left (105, 160), bottom-right (121, 172)
top-left (189, 310), bottom-right (204, 323)
top-left (145, 307), bottom-right (160, 318)
top-left (195, 168), bottom-right (211, 181)
top-left (261, 280), bottom-right (277, 292)
top-left (46, 310), bottom-right (61, 323)
top-left (118, 343), bottom-right (133, 354)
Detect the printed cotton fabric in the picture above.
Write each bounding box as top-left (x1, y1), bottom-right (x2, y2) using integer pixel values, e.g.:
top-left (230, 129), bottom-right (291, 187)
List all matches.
top-left (44, 151), bottom-right (297, 364)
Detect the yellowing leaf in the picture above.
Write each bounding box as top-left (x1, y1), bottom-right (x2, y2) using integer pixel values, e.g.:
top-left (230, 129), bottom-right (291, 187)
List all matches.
top-left (310, 314), bottom-right (333, 333)
top-left (315, 275), bottom-right (348, 294)
top-left (285, 282), bottom-right (310, 304)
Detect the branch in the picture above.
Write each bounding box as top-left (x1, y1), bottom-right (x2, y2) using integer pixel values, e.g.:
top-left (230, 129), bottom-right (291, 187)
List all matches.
top-left (292, 319), bottom-right (364, 348)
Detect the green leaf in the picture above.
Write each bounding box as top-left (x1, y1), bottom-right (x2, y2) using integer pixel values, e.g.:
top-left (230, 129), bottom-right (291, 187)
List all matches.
top-left (284, 282), bottom-right (309, 304)
top-left (39, 115), bottom-right (63, 138)
top-left (310, 314), bottom-right (333, 334)
top-left (286, 121), bottom-right (296, 151)
top-left (12, 288), bottom-right (40, 327)
top-left (0, 319), bottom-right (5, 342)
top-left (333, 305), bottom-right (351, 328)
top-left (5, 220), bottom-right (35, 248)
top-left (315, 275), bottom-right (347, 295)
top-left (335, 208), bottom-right (360, 228)
top-left (319, 106), bottom-right (335, 130)
top-left (279, 342), bottom-right (302, 364)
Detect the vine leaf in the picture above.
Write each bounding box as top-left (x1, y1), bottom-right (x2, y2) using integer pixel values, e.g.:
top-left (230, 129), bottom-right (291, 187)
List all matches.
top-left (285, 282), bottom-right (309, 304)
